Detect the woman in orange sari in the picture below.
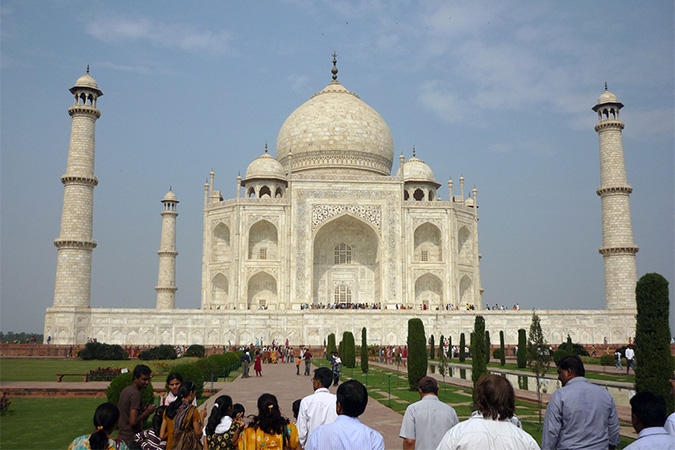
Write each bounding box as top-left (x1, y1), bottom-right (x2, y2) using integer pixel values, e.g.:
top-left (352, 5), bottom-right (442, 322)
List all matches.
top-left (239, 394), bottom-right (299, 450)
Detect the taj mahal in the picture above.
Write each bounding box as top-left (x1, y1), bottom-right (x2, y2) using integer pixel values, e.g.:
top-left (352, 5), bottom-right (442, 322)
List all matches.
top-left (44, 59), bottom-right (639, 346)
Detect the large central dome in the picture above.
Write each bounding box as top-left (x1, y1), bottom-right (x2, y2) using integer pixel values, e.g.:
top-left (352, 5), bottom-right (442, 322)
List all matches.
top-left (276, 78), bottom-right (394, 176)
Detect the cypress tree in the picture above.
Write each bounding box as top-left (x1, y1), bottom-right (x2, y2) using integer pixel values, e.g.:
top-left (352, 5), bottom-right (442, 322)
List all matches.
top-left (485, 330), bottom-right (491, 364)
top-left (361, 327), bottom-right (369, 373)
top-left (459, 333), bottom-right (466, 362)
top-left (527, 311), bottom-right (550, 428)
top-left (327, 333), bottom-right (336, 361)
top-left (439, 334), bottom-right (445, 360)
top-left (471, 316), bottom-right (488, 402)
top-left (449, 336), bottom-right (453, 359)
top-left (430, 335), bottom-right (435, 359)
top-left (407, 318), bottom-right (427, 390)
top-left (517, 329), bottom-right (527, 368)
top-left (342, 331), bottom-right (356, 368)
top-left (499, 330), bottom-right (506, 366)
top-left (635, 273), bottom-right (673, 412)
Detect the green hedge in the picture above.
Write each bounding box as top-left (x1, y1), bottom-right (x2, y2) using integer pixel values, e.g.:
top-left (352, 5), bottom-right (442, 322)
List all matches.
top-left (185, 344), bottom-right (205, 358)
top-left (138, 345), bottom-right (177, 361)
top-left (78, 342), bottom-right (129, 361)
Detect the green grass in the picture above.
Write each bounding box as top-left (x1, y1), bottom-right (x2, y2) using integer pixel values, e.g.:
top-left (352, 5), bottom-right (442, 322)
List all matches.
top-left (1, 397), bottom-right (102, 450)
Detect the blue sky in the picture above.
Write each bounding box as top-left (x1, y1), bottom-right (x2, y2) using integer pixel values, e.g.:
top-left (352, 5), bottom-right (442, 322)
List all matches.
top-left (1, 1), bottom-right (673, 335)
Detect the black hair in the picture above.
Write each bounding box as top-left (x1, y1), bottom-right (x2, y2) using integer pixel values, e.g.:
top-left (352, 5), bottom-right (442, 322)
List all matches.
top-left (166, 381), bottom-right (195, 419)
top-left (631, 392), bottom-right (667, 428)
top-left (166, 372), bottom-right (184, 384)
top-left (314, 367), bottom-right (333, 388)
top-left (250, 393), bottom-right (289, 436)
top-left (336, 380), bottom-right (368, 417)
top-left (233, 403), bottom-right (245, 417)
top-left (292, 399), bottom-right (302, 419)
top-left (152, 406), bottom-right (166, 435)
top-left (133, 364), bottom-right (152, 379)
top-left (89, 403), bottom-right (120, 450)
top-left (557, 355), bottom-right (585, 377)
top-left (206, 395), bottom-right (234, 436)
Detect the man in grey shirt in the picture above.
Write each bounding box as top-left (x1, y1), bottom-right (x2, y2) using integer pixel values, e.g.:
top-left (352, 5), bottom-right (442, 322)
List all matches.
top-left (399, 376), bottom-right (459, 449)
top-left (543, 355), bottom-right (620, 450)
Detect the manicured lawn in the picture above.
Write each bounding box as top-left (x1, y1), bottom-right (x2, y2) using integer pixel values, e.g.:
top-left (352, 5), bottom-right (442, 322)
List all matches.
top-left (0, 358), bottom-right (136, 382)
top-left (1, 397), bottom-right (102, 450)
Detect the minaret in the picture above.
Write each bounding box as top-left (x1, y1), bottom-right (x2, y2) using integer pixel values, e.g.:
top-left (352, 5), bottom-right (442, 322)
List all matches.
top-left (156, 190), bottom-right (179, 309)
top-left (53, 68), bottom-right (102, 307)
top-left (592, 85), bottom-right (638, 310)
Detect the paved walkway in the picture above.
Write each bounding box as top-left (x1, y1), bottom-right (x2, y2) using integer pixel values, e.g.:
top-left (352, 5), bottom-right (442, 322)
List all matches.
top-left (199, 361), bottom-right (406, 449)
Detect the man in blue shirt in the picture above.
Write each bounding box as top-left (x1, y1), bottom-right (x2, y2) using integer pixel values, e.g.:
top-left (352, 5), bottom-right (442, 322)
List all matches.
top-left (625, 391), bottom-right (675, 449)
top-left (305, 379), bottom-right (384, 450)
top-left (542, 355), bottom-right (620, 450)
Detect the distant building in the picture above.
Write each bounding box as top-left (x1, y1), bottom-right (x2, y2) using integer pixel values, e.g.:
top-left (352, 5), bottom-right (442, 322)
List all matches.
top-left (44, 62), bottom-right (636, 346)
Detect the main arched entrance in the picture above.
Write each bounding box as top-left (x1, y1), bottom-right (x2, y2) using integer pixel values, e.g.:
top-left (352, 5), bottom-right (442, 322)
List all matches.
top-left (312, 215), bottom-right (380, 306)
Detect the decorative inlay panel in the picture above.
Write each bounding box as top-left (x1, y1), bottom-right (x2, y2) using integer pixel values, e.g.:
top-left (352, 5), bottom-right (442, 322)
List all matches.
top-left (312, 205), bottom-right (381, 232)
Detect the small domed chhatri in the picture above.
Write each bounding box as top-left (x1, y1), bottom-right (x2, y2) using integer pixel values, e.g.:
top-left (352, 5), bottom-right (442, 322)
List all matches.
top-left (245, 147), bottom-right (287, 181)
top-left (162, 190), bottom-right (178, 202)
top-left (276, 53), bottom-right (394, 176)
top-left (398, 152), bottom-right (438, 184)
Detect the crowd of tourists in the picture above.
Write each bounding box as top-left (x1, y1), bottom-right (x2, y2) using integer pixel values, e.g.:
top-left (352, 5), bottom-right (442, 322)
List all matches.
top-left (69, 354), bottom-right (675, 450)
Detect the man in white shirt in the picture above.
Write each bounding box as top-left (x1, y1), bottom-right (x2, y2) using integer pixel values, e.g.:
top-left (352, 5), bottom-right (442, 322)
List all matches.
top-left (297, 367), bottom-right (338, 447)
top-left (305, 379), bottom-right (384, 450)
top-left (626, 345), bottom-right (636, 374)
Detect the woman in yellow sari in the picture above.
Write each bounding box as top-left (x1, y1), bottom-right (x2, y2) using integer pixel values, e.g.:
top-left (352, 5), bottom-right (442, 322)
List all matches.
top-left (239, 393), bottom-right (299, 450)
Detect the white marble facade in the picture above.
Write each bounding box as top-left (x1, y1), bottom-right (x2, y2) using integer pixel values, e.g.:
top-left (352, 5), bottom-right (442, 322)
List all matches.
top-left (44, 67), bottom-right (637, 346)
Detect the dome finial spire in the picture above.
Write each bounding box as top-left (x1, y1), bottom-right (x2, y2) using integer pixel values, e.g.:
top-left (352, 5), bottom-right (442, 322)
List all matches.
top-left (412, 146), bottom-right (416, 157)
top-left (265, 142), bottom-right (268, 153)
top-left (86, 64), bottom-right (90, 74)
top-left (604, 82), bottom-right (608, 91)
top-left (331, 51), bottom-right (339, 81)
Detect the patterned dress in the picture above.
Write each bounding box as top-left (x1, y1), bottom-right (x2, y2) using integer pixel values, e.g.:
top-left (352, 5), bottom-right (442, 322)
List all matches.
top-left (68, 434), bottom-right (129, 450)
top-left (238, 424), bottom-right (299, 450)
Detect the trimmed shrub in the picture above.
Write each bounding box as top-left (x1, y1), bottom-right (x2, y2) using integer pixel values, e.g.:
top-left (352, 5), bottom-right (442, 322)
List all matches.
top-left (327, 334), bottom-right (337, 361)
top-left (600, 354), bottom-right (615, 367)
top-left (471, 316), bottom-right (488, 402)
top-left (221, 352), bottom-right (241, 377)
top-left (184, 344), bottom-right (205, 358)
top-left (170, 364), bottom-right (205, 398)
top-left (635, 273), bottom-right (673, 413)
top-left (106, 372), bottom-right (154, 405)
top-left (448, 336), bottom-right (452, 359)
top-left (459, 333), bottom-right (466, 362)
top-left (553, 348), bottom-right (569, 364)
top-left (558, 335), bottom-right (590, 357)
top-left (138, 345), bottom-right (177, 361)
top-left (429, 335), bottom-right (435, 359)
top-left (499, 330), bottom-right (506, 366)
top-left (342, 331), bottom-right (356, 368)
top-left (485, 330), bottom-right (491, 364)
top-left (78, 342), bottom-right (129, 361)
top-left (517, 329), bottom-right (527, 369)
top-left (195, 358), bottom-right (220, 381)
top-left (438, 334), bottom-right (445, 360)
top-left (407, 318), bottom-right (427, 390)
top-left (493, 347), bottom-right (504, 361)
top-left (361, 327), bottom-right (369, 373)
